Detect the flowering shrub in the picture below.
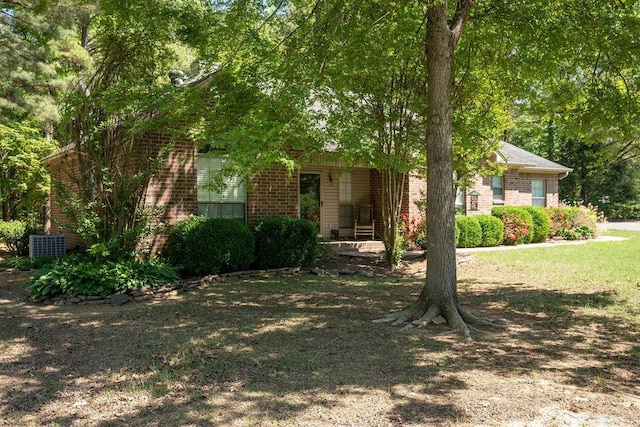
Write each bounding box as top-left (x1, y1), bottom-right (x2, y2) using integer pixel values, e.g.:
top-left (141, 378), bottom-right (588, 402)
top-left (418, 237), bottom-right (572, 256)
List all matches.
top-left (547, 203), bottom-right (597, 240)
top-left (399, 213), bottom-right (427, 251)
top-left (492, 207), bottom-right (533, 245)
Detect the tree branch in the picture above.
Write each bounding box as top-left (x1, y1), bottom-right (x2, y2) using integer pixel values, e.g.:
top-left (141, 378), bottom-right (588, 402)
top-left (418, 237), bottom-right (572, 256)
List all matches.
top-left (450, 0), bottom-right (474, 47)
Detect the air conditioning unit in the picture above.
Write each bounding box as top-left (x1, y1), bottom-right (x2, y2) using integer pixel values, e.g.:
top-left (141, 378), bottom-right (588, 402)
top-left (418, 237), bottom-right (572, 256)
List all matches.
top-left (29, 235), bottom-right (67, 258)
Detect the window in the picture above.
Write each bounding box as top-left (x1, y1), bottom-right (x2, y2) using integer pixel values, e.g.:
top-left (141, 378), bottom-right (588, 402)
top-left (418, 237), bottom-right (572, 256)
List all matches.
top-left (339, 172), bottom-right (353, 228)
top-left (531, 179), bottom-right (546, 207)
top-left (197, 156), bottom-right (246, 223)
top-left (492, 176), bottom-right (504, 203)
top-left (455, 186), bottom-right (465, 213)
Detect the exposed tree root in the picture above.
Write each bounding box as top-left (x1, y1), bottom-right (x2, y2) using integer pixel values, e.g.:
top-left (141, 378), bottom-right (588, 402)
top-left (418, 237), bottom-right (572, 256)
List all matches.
top-left (374, 298), bottom-right (507, 340)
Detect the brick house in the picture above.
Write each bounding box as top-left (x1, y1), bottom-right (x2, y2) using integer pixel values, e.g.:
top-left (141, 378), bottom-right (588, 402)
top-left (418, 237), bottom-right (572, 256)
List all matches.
top-left (43, 136), bottom-right (570, 253)
top-left (457, 142), bottom-right (572, 215)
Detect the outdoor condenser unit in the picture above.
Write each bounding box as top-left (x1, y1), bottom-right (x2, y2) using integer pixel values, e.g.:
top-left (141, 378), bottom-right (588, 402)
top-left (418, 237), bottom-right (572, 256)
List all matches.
top-left (29, 234), bottom-right (67, 258)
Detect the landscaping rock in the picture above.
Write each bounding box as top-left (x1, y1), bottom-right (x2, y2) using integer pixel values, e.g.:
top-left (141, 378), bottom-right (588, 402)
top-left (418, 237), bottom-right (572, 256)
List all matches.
top-left (111, 294), bottom-right (131, 306)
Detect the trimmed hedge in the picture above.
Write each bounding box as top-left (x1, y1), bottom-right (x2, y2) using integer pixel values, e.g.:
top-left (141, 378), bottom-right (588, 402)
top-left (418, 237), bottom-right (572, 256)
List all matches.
top-left (253, 217), bottom-right (318, 269)
top-left (455, 215), bottom-right (482, 248)
top-left (168, 216), bottom-right (255, 275)
top-left (475, 214), bottom-right (504, 247)
top-left (521, 206), bottom-right (552, 243)
top-left (492, 207), bottom-right (534, 245)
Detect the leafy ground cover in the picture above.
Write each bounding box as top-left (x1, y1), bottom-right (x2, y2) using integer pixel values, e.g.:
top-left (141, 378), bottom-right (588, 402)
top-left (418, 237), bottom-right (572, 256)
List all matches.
top-left (0, 233), bottom-right (638, 426)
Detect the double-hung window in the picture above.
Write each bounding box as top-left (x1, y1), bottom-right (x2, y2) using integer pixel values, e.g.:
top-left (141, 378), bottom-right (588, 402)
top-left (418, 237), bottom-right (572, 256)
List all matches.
top-left (197, 156), bottom-right (246, 223)
top-left (492, 176), bottom-right (504, 204)
top-left (531, 179), bottom-right (546, 207)
top-left (339, 172), bottom-right (353, 228)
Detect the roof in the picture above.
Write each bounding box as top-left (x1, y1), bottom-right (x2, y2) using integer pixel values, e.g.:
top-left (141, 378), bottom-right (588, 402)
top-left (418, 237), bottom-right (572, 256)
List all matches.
top-left (41, 143), bottom-right (75, 164)
top-left (496, 142), bottom-right (573, 175)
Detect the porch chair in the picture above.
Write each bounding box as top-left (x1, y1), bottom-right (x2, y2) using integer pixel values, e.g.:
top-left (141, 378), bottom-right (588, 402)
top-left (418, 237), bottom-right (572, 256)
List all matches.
top-left (354, 204), bottom-right (375, 239)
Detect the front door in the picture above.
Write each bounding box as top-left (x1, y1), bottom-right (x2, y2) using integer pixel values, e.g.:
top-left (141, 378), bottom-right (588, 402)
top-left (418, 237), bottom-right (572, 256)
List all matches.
top-left (300, 173), bottom-right (321, 233)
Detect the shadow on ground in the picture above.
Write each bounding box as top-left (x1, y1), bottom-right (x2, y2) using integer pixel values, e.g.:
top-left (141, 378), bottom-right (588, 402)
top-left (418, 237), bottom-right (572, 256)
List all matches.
top-left (0, 267), bottom-right (638, 426)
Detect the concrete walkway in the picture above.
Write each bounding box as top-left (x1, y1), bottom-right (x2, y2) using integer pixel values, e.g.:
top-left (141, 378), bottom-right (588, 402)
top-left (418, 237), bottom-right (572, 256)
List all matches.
top-left (597, 221), bottom-right (640, 232)
top-left (458, 235), bottom-right (625, 253)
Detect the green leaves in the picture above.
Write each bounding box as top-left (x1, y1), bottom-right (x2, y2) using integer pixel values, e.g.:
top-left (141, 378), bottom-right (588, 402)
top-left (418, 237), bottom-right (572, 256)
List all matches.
top-left (29, 256), bottom-right (180, 298)
top-left (0, 119), bottom-right (56, 221)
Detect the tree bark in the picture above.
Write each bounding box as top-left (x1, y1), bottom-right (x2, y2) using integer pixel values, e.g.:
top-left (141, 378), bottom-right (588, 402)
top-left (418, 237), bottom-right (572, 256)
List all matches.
top-left (375, 0), bottom-right (504, 338)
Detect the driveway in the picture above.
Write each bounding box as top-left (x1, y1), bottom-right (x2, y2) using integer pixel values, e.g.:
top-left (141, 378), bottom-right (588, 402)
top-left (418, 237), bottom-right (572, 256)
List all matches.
top-left (597, 221), bottom-right (640, 231)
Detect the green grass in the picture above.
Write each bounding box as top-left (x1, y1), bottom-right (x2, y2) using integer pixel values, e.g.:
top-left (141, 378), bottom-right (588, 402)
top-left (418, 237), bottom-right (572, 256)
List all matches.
top-left (2, 233), bottom-right (640, 426)
top-left (469, 230), bottom-right (640, 321)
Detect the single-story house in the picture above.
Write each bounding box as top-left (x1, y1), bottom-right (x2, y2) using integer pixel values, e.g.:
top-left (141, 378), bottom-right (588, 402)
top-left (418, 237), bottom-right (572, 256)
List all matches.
top-left (43, 136), bottom-right (571, 254)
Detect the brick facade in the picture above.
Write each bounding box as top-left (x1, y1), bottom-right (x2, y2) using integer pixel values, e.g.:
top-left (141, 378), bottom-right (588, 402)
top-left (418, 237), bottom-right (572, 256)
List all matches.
top-left (45, 134), bottom-right (566, 254)
top-left (247, 169), bottom-right (299, 223)
top-left (465, 169), bottom-right (561, 216)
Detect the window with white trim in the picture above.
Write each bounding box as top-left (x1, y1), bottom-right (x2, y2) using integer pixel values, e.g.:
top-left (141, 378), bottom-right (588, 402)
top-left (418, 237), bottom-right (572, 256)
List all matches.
top-left (339, 172), bottom-right (353, 228)
top-left (492, 176), bottom-right (504, 203)
top-left (531, 179), bottom-right (546, 207)
top-left (197, 156), bottom-right (246, 223)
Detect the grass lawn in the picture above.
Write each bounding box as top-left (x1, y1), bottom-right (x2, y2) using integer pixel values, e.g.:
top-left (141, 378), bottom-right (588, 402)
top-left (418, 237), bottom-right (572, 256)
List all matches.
top-left (1, 231), bottom-right (639, 426)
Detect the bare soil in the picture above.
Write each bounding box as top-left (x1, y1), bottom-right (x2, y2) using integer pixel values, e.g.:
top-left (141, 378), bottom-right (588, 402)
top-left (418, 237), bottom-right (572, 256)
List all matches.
top-left (1, 249), bottom-right (638, 426)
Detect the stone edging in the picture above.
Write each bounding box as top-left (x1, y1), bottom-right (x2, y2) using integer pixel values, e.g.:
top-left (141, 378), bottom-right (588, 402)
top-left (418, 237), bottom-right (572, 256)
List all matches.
top-left (30, 266), bottom-right (307, 306)
top-left (27, 253), bottom-right (476, 307)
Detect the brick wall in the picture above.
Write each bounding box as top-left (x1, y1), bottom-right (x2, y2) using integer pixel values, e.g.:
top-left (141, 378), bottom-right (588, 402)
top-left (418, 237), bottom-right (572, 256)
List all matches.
top-left (247, 168), bottom-right (299, 224)
top-left (45, 133), bottom-right (197, 255)
top-left (141, 133), bottom-right (197, 254)
top-left (47, 154), bottom-right (83, 250)
top-left (406, 173), bottom-right (427, 221)
top-left (466, 169), bottom-right (561, 216)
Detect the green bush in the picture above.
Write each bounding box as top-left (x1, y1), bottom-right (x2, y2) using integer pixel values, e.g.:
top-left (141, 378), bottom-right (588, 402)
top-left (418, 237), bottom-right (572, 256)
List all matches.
top-left (474, 215), bottom-right (504, 247)
top-left (168, 216), bottom-right (254, 275)
top-left (547, 205), bottom-right (597, 240)
top-left (253, 217), bottom-right (318, 269)
top-left (521, 206), bottom-right (552, 243)
top-left (0, 256), bottom-right (55, 271)
top-left (29, 256), bottom-right (179, 298)
top-left (492, 207), bottom-right (534, 245)
top-left (599, 202), bottom-right (640, 220)
top-left (455, 215), bottom-right (482, 248)
top-left (0, 221), bottom-right (44, 256)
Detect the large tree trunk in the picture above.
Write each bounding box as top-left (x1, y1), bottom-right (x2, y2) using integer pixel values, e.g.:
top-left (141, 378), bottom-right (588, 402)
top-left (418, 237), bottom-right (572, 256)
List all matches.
top-left (375, 0), bottom-right (503, 338)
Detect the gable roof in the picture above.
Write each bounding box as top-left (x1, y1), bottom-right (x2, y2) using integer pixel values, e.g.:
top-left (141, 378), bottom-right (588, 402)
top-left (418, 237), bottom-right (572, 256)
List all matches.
top-left (497, 142), bottom-right (572, 175)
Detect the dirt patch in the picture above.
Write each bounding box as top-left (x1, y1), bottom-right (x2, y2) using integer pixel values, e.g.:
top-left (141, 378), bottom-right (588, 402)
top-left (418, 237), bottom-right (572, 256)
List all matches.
top-left (1, 252), bottom-right (638, 426)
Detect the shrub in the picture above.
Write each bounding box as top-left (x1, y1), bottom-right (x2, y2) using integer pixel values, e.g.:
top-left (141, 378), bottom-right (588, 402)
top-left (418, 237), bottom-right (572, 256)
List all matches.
top-left (547, 206), bottom-right (577, 238)
top-left (492, 207), bottom-right (533, 245)
top-left (29, 256), bottom-right (179, 298)
top-left (455, 215), bottom-right (482, 248)
top-left (168, 216), bottom-right (254, 275)
top-left (0, 256), bottom-right (56, 271)
top-left (0, 221), bottom-right (42, 256)
top-left (521, 206), bottom-right (552, 243)
top-left (599, 202), bottom-right (640, 220)
top-left (475, 215), bottom-right (504, 247)
top-left (253, 217), bottom-right (318, 269)
top-left (399, 213), bottom-right (427, 251)
top-left (547, 205), bottom-right (597, 240)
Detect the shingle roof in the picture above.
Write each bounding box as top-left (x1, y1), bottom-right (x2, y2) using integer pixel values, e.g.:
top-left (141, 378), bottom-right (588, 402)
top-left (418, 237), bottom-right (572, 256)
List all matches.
top-left (497, 142), bottom-right (572, 174)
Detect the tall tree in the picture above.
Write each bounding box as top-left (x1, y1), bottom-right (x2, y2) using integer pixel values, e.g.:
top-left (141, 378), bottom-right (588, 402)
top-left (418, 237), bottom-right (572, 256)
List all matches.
top-left (375, 0), bottom-right (502, 337)
top-left (0, 119), bottom-right (55, 221)
top-left (0, 0), bottom-right (91, 133)
top-left (54, 0), bottom-right (203, 255)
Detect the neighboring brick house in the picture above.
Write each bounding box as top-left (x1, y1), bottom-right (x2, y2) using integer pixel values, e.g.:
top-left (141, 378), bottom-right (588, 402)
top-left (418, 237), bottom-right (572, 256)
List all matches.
top-left (43, 136), bottom-right (570, 253)
top-left (457, 142), bottom-right (572, 216)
